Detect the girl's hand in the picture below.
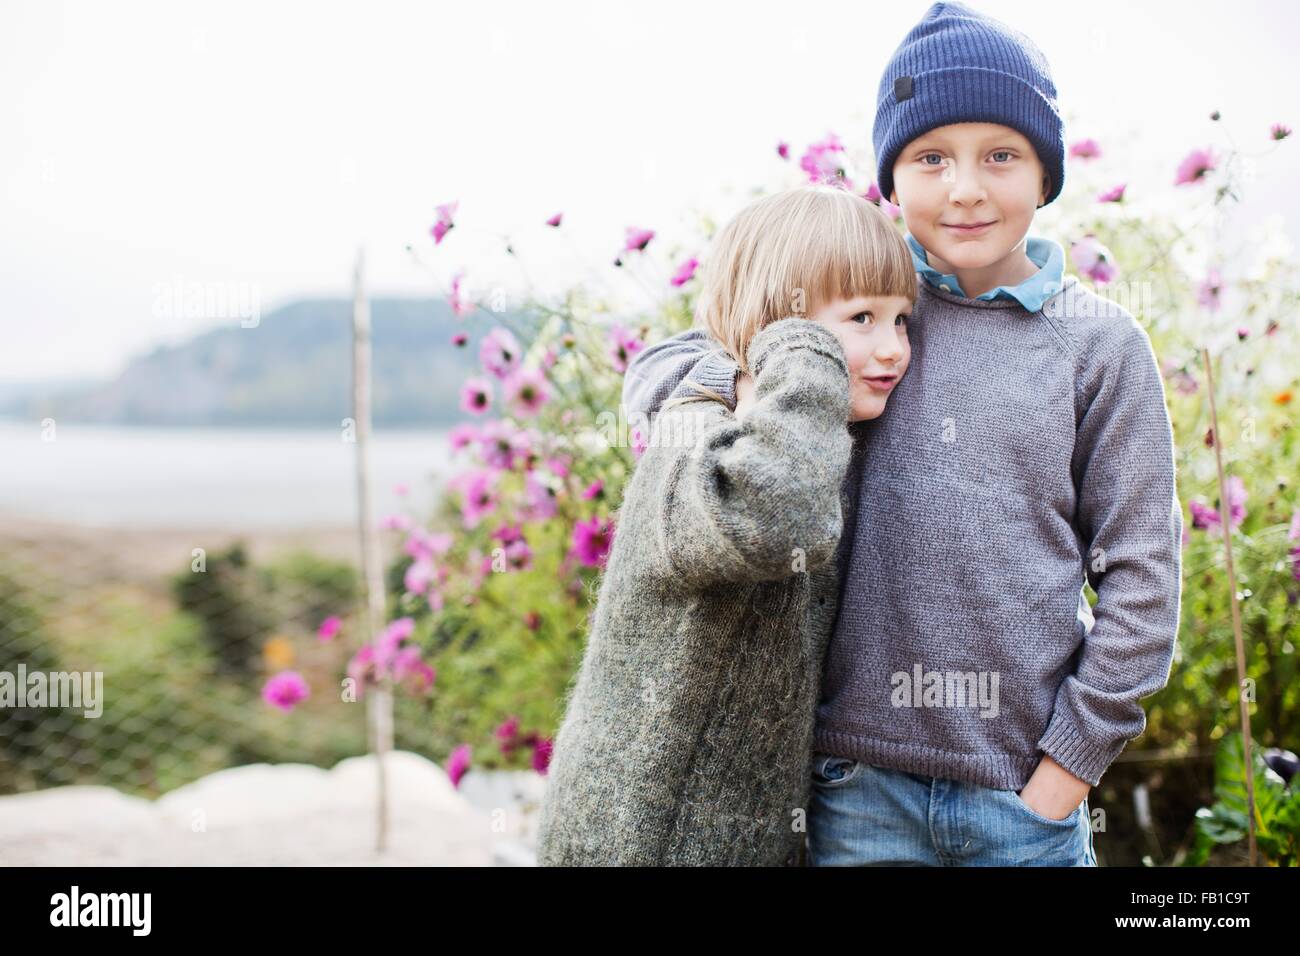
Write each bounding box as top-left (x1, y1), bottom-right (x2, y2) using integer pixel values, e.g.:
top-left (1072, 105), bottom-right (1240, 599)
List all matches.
top-left (734, 371), bottom-right (757, 419)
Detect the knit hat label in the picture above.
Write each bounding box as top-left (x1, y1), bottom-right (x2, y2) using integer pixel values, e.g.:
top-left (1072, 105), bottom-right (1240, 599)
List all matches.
top-left (894, 76), bottom-right (914, 102)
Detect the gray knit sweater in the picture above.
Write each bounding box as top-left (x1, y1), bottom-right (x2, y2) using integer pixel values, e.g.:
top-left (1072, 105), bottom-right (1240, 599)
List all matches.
top-left (535, 318), bottom-right (854, 866)
top-left (622, 276), bottom-right (1184, 791)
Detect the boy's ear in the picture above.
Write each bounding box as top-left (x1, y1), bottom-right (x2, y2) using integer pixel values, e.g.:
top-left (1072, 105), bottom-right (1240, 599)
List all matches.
top-left (889, 188), bottom-right (898, 206)
top-left (1037, 172), bottom-right (1050, 209)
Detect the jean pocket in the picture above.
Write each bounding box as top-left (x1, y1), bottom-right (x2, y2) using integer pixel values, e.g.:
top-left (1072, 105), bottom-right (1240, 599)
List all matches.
top-left (1007, 788), bottom-right (1082, 826)
top-left (811, 752), bottom-right (862, 788)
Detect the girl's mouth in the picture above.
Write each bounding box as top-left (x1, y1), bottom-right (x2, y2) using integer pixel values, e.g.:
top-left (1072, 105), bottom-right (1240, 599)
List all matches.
top-left (863, 375), bottom-right (898, 392)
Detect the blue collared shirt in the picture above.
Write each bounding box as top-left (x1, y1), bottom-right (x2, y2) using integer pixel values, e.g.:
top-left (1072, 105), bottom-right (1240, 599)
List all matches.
top-left (905, 232), bottom-right (1065, 313)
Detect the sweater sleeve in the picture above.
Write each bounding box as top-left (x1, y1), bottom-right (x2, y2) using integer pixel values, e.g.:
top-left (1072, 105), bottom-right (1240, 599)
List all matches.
top-left (651, 318), bottom-right (852, 586)
top-left (622, 327), bottom-right (741, 419)
top-left (1037, 320), bottom-right (1184, 786)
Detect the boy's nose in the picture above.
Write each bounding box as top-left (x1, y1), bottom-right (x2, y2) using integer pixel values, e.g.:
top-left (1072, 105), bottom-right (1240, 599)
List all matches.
top-left (946, 162), bottom-right (987, 204)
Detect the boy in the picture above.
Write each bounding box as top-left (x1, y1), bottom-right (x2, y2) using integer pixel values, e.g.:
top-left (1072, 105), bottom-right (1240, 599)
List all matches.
top-left (621, 2), bottom-right (1183, 866)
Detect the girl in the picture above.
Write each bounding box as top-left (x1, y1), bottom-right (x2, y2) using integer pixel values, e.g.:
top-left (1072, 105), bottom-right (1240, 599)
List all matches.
top-left (535, 185), bottom-right (916, 866)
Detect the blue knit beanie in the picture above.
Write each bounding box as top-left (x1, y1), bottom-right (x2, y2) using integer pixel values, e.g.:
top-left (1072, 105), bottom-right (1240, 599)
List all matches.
top-left (873, 2), bottom-right (1065, 207)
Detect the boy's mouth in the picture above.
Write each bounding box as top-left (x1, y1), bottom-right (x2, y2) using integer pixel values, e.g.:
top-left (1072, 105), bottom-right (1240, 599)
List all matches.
top-left (941, 220), bottom-right (996, 235)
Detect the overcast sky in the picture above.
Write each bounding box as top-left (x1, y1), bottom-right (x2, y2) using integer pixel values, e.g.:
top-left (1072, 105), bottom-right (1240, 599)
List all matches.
top-left (3, 0), bottom-right (1298, 383)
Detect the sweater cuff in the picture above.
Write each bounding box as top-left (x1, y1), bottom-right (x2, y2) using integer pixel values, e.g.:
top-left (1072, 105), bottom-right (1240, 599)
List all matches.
top-left (685, 347), bottom-right (741, 405)
top-left (1036, 703), bottom-right (1128, 787)
top-left (747, 317), bottom-right (847, 381)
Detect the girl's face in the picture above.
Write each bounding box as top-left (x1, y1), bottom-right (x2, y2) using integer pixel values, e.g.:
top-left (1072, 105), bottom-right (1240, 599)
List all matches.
top-left (809, 294), bottom-right (912, 421)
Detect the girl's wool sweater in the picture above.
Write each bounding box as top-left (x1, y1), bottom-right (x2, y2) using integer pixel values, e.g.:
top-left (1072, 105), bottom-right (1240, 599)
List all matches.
top-left (535, 318), bottom-right (855, 866)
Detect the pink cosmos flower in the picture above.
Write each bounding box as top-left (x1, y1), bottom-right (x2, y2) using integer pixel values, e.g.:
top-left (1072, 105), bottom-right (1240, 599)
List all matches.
top-left (479, 327), bottom-right (522, 379)
top-left (776, 141), bottom-right (789, 160)
top-left (1270, 123), bottom-right (1291, 141)
top-left (456, 469), bottom-right (500, 528)
top-left (670, 257), bottom-right (699, 287)
top-left (449, 270), bottom-right (474, 318)
top-left (404, 528), bottom-right (453, 562)
top-left (571, 515), bottom-right (615, 567)
top-left (1197, 267), bottom-right (1223, 312)
top-left (581, 479), bottom-right (604, 501)
top-left (799, 133), bottom-right (850, 187)
top-left (446, 744), bottom-right (471, 788)
top-left (531, 737), bottom-right (553, 775)
top-left (381, 513), bottom-right (413, 531)
top-left (1097, 183), bottom-right (1126, 203)
top-left (1070, 235), bottom-right (1119, 284)
top-left (546, 212), bottom-right (563, 227)
top-left (392, 645), bottom-right (436, 695)
top-left (460, 377), bottom-right (492, 416)
top-left (449, 422), bottom-right (479, 451)
top-left (522, 469), bottom-right (559, 521)
top-left (1069, 138), bottom-right (1102, 160)
top-left (1174, 147), bottom-right (1217, 185)
top-left (431, 201), bottom-right (457, 244)
top-left (608, 323), bottom-right (645, 373)
top-left (623, 227), bottom-right (655, 253)
top-left (404, 557), bottom-right (436, 596)
top-left (451, 332), bottom-right (468, 347)
top-left (477, 420), bottom-right (530, 470)
top-left (317, 615), bottom-right (342, 643)
top-left (263, 671), bottom-right (309, 712)
top-left (504, 367), bottom-right (551, 418)
top-left (1190, 476), bottom-right (1247, 533)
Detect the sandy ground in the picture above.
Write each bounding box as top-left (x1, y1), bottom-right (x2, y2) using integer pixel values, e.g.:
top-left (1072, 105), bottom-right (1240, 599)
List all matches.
top-left (0, 751), bottom-right (545, 866)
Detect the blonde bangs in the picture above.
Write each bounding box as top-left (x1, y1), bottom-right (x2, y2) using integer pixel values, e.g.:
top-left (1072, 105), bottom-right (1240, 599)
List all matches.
top-left (693, 185), bottom-right (917, 373)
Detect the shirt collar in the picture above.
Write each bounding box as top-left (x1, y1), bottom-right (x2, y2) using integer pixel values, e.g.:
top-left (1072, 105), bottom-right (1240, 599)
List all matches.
top-left (905, 232), bottom-right (1065, 313)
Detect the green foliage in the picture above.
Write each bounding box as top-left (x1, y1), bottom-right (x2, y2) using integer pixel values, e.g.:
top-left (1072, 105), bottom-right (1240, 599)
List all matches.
top-left (1185, 732), bottom-right (1300, 865)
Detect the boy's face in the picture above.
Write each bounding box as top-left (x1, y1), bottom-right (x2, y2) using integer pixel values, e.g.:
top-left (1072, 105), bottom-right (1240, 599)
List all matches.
top-left (888, 123), bottom-right (1048, 272)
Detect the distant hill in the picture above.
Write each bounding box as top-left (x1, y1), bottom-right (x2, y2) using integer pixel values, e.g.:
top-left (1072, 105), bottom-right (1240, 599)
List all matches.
top-left (5, 298), bottom-right (531, 428)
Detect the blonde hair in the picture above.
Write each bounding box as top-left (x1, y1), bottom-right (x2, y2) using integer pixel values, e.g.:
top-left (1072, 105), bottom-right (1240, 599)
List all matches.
top-left (670, 185), bottom-right (916, 410)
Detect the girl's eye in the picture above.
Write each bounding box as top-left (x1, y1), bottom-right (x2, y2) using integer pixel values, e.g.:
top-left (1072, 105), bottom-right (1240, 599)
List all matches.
top-left (851, 311), bottom-right (873, 325)
top-left (896, 314), bottom-right (910, 326)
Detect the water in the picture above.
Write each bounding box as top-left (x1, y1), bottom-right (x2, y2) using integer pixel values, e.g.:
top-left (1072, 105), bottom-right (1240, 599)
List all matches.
top-left (0, 420), bottom-right (453, 529)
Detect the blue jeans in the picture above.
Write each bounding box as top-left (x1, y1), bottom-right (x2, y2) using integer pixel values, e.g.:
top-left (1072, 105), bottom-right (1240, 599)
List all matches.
top-left (807, 752), bottom-right (1097, 866)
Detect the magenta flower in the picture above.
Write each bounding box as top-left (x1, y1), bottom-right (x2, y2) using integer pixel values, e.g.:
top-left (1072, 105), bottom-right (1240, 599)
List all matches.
top-left (1097, 183), bottom-right (1126, 203)
top-left (799, 132), bottom-right (850, 187)
top-left (581, 478), bottom-right (604, 501)
top-left (392, 646), bottom-right (436, 695)
top-left (1288, 509), bottom-right (1300, 583)
top-left (446, 744), bottom-right (471, 788)
top-left (479, 327), bottom-right (522, 379)
top-left (460, 377), bottom-right (492, 416)
top-left (571, 515), bottom-right (615, 567)
top-left (776, 141), bottom-right (789, 160)
top-left (504, 367), bottom-right (551, 418)
top-left (381, 513), bottom-right (413, 531)
top-left (531, 737), bottom-right (553, 775)
top-left (669, 256), bottom-right (700, 288)
top-left (1174, 147), bottom-right (1217, 185)
top-left (1197, 267), bottom-right (1223, 312)
top-left (495, 716), bottom-right (522, 753)
top-left (1271, 123), bottom-right (1292, 141)
top-left (262, 671), bottom-right (310, 712)
top-left (455, 469), bottom-right (500, 528)
top-left (449, 270), bottom-right (474, 318)
top-left (1069, 138), bottom-right (1102, 160)
top-left (449, 422), bottom-right (479, 451)
top-left (431, 201), bottom-right (458, 244)
top-left (608, 323), bottom-right (645, 373)
top-left (317, 615), bottom-right (342, 643)
top-left (1190, 476), bottom-right (1247, 533)
top-left (623, 226), bottom-right (655, 253)
top-left (404, 557), bottom-right (436, 596)
top-left (477, 420), bottom-right (531, 470)
top-left (451, 332), bottom-right (468, 347)
top-left (404, 527), bottom-right (453, 562)
top-left (1070, 235), bottom-right (1119, 284)
top-left (522, 470), bottom-right (559, 521)
top-left (546, 212), bottom-right (563, 227)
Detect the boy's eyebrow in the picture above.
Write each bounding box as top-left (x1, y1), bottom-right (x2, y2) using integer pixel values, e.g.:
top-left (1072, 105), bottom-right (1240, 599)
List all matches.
top-left (906, 130), bottom-right (1028, 151)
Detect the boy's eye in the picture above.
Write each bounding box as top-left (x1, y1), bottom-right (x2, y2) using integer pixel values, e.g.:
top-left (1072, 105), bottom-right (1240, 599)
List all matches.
top-left (990, 150), bottom-right (1013, 162)
top-left (919, 153), bottom-right (944, 166)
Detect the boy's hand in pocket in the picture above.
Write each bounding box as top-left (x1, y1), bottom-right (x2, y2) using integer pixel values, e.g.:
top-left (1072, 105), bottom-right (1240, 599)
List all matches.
top-left (1017, 754), bottom-right (1091, 820)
